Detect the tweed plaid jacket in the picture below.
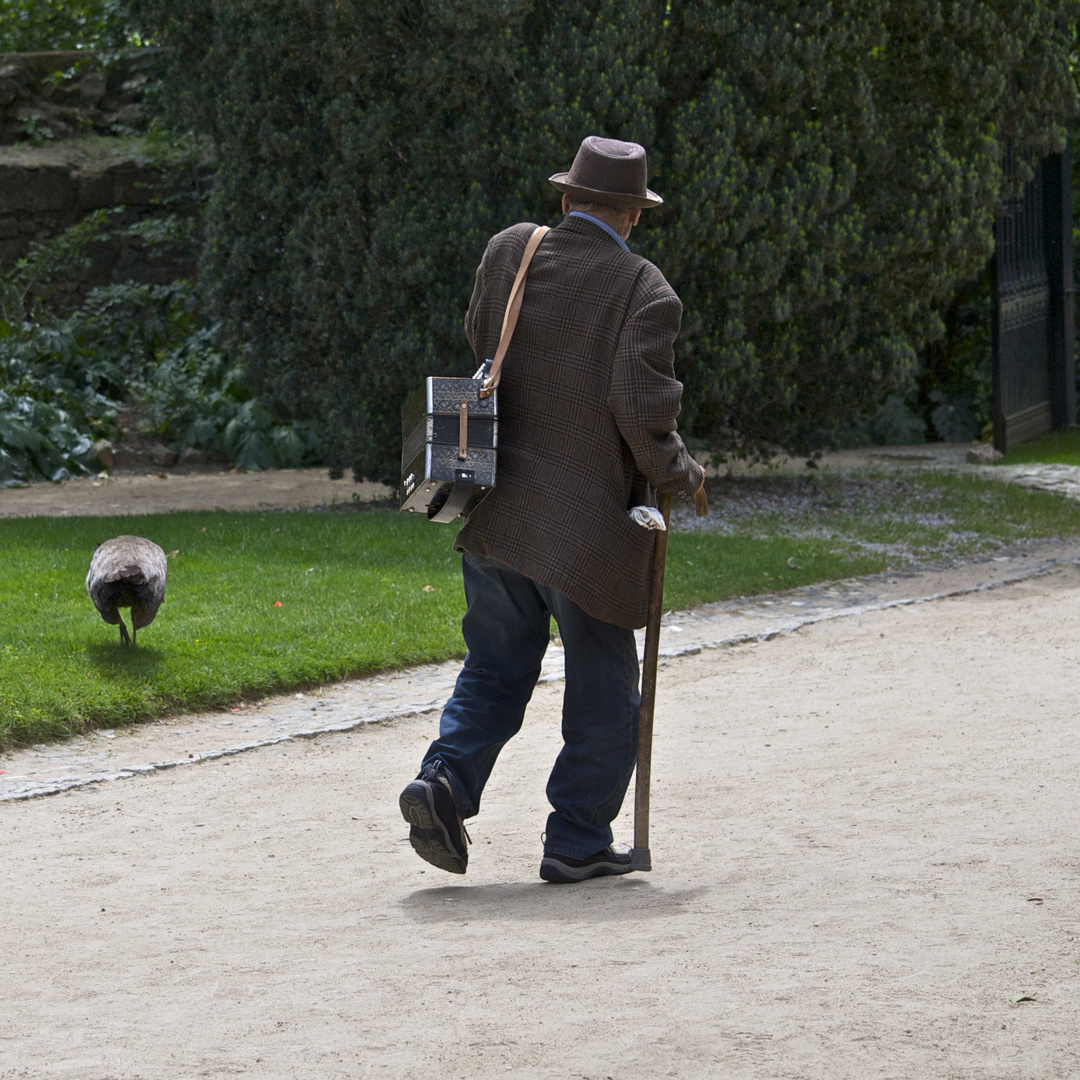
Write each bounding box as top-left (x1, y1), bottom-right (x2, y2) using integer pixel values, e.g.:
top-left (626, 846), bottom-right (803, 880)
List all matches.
top-left (455, 214), bottom-right (704, 629)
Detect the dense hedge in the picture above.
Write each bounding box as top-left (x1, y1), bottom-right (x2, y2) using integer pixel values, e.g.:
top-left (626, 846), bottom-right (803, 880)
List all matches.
top-left (131, 0), bottom-right (1077, 479)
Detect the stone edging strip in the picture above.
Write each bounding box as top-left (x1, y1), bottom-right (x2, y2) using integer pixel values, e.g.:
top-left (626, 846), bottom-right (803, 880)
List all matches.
top-left (1, 703), bottom-right (446, 803)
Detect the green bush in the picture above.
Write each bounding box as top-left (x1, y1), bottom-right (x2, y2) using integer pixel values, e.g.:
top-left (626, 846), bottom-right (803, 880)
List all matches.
top-left (130, 0), bottom-right (1077, 480)
top-left (139, 325), bottom-right (322, 470)
top-left (0, 212), bottom-right (121, 485)
top-left (842, 394), bottom-right (928, 448)
top-left (0, 215), bottom-right (319, 485)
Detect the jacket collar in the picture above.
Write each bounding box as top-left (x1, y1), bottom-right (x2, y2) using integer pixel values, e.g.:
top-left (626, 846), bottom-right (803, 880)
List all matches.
top-left (557, 212), bottom-right (631, 251)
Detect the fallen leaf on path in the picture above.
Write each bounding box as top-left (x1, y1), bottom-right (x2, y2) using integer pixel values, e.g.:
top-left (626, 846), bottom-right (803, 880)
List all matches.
top-left (1009, 994), bottom-right (1037, 1004)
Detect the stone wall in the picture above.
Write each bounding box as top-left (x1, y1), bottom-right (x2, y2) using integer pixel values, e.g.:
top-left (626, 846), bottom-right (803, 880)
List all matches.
top-left (0, 49), bottom-right (159, 144)
top-left (0, 49), bottom-right (196, 290)
top-left (0, 151), bottom-right (196, 287)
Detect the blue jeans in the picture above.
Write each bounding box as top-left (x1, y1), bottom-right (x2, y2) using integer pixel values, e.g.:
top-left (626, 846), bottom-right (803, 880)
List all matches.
top-left (420, 553), bottom-right (641, 859)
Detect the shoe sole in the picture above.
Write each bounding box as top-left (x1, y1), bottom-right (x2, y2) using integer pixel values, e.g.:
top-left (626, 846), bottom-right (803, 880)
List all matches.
top-left (399, 782), bottom-right (467, 874)
top-left (539, 854), bottom-right (634, 884)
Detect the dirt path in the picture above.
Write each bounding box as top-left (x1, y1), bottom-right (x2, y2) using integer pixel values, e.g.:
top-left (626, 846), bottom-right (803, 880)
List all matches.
top-left (0, 445), bottom-right (971, 519)
top-left (0, 469), bottom-right (392, 518)
top-left (3, 564), bottom-right (1078, 1078)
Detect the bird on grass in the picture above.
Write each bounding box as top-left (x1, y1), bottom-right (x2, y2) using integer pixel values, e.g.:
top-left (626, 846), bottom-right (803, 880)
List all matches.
top-left (86, 535), bottom-right (168, 647)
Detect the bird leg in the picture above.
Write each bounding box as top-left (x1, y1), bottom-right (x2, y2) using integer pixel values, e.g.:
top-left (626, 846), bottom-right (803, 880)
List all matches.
top-left (117, 616), bottom-right (132, 647)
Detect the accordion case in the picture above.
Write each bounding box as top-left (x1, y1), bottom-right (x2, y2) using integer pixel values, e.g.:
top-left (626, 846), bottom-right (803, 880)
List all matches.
top-left (398, 224), bottom-right (549, 524)
top-left (400, 377), bottom-right (497, 522)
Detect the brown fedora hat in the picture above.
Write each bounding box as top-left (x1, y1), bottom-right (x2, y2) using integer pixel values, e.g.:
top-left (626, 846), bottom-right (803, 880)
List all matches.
top-left (549, 135), bottom-right (663, 209)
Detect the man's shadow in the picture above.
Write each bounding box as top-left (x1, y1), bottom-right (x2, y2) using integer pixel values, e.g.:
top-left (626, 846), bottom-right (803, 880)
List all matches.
top-left (401, 878), bottom-right (710, 924)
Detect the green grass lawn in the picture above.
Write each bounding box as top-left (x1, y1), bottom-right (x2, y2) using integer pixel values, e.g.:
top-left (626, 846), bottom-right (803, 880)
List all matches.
top-left (1, 470), bottom-right (1077, 749)
top-left (999, 427), bottom-right (1080, 465)
top-left (1, 510), bottom-right (469, 747)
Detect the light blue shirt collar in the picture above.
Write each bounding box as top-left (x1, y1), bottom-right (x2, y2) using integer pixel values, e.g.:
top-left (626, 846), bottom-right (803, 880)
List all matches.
top-left (568, 211), bottom-right (629, 251)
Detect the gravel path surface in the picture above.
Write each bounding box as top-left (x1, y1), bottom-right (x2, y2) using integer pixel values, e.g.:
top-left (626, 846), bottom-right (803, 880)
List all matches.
top-left (3, 561), bottom-right (1078, 1079)
top-left (4, 444), bottom-right (1079, 519)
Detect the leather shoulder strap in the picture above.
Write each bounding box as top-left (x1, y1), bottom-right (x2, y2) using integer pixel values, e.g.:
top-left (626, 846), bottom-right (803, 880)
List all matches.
top-left (479, 225), bottom-right (549, 398)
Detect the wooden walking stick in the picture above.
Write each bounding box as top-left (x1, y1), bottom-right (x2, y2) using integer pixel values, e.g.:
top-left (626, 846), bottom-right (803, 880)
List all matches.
top-left (630, 490), bottom-right (672, 873)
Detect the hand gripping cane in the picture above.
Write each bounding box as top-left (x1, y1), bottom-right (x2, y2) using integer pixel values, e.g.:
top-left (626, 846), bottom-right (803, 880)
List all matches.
top-left (630, 491), bottom-right (672, 873)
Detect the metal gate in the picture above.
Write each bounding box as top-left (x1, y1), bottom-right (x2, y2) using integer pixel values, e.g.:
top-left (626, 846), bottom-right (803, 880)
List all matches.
top-left (991, 146), bottom-right (1075, 452)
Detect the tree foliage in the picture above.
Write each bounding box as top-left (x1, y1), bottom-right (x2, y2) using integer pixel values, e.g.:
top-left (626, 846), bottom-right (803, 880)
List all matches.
top-left (130, 0), bottom-right (1078, 480)
top-left (0, 1), bottom-right (142, 52)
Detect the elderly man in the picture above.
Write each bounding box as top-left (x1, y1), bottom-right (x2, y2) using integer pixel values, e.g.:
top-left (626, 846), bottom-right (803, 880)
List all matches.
top-left (399, 135), bottom-right (706, 883)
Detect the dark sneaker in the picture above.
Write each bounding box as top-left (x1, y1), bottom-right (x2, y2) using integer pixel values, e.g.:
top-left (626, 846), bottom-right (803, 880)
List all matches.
top-left (399, 775), bottom-right (469, 874)
top-left (539, 844), bottom-right (634, 884)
